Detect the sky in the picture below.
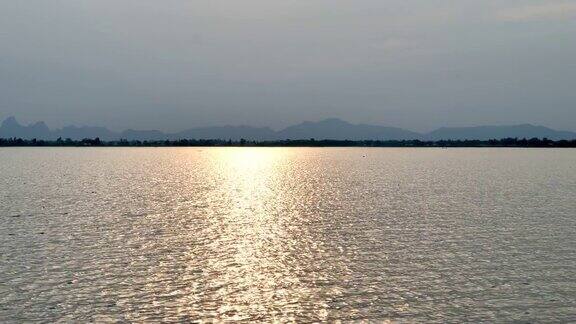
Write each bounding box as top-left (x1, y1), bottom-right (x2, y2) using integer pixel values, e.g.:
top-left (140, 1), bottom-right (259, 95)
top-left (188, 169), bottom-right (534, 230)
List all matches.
top-left (1, 0), bottom-right (575, 132)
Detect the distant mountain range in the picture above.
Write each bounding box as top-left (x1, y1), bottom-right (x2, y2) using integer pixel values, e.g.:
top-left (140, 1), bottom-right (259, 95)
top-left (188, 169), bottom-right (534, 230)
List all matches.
top-left (1, 116), bottom-right (575, 141)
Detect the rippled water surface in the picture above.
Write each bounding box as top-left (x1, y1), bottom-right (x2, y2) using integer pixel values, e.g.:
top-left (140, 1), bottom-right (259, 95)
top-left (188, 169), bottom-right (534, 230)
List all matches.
top-left (1, 148), bottom-right (575, 322)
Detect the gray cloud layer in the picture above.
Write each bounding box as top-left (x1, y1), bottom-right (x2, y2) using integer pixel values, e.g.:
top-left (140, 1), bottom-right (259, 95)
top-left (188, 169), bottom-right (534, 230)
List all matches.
top-left (1, 0), bottom-right (575, 132)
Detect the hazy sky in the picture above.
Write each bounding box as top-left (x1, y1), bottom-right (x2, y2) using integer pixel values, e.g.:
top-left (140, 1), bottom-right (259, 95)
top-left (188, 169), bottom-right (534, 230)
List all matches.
top-left (1, 0), bottom-right (575, 132)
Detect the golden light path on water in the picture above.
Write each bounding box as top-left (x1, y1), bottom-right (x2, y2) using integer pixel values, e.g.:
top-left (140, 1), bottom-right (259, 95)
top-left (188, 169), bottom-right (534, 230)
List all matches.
top-left (109, 147), bottom-right (363, 321)
top-left (187, 148), bottom-right (350, 321)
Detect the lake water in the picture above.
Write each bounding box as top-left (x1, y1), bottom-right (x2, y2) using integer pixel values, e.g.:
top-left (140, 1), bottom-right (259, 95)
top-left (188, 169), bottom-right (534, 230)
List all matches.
top-left (1, 148), bottom-right (575, 322)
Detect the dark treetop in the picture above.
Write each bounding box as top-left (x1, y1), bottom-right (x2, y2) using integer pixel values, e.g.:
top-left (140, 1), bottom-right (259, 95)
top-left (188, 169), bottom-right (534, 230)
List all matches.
top-left (1, 137), bottom-right (575, 148)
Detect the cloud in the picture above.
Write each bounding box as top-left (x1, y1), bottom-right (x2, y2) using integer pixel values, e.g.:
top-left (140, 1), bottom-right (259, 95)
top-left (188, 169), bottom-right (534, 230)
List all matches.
top-left (497, 2), bottom-right (576, 22)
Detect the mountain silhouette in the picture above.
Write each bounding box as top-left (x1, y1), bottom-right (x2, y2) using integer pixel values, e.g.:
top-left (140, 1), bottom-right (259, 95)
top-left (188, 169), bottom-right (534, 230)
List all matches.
top-left (176, 126), bottom-right (277, 141)
top-left (56, 125), bottom-right (118, 141)
top-left (1, 116), bottom-right (575, 141)
top-left (0, 117), bottom-right (119, 140)
top-left (121, 129), bottom-right (167, 141)
top-left (277, 118), bottom-right (422, 140)
top-left (1, 117), bottom-right (51, 139)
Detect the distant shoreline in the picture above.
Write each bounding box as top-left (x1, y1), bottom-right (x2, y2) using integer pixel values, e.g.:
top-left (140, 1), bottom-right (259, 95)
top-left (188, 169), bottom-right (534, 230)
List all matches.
top-left (3, 117), bottom-right (576, 144)
top-left (1, 138), bottom-right (575, 148)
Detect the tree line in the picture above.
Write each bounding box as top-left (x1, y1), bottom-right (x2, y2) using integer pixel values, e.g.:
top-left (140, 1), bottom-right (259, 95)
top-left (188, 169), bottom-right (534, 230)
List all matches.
top-left (1, 137), bottom-right (576, 147)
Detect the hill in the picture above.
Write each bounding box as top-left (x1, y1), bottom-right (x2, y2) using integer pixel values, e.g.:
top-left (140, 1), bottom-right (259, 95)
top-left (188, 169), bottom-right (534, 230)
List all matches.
top-left (1, 116), bottom-right (575, 141)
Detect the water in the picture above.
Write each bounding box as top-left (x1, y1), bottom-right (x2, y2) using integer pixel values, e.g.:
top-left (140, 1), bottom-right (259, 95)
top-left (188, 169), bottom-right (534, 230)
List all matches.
top-left (1, 147), bottom-right (575, 322)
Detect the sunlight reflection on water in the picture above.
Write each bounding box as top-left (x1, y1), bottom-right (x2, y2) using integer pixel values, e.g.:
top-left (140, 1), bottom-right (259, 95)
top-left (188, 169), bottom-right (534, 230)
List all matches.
top-left (1, 147), bottom-right (575, 322)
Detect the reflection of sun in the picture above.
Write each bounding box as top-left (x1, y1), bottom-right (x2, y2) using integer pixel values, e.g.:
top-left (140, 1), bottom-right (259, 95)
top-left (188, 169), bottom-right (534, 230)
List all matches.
top-left (206, 148), bottom-right (308, 319)
top-left (175, 147), bottom-right (350, 320)
top-left (217, 147), bottom-right (280, 169)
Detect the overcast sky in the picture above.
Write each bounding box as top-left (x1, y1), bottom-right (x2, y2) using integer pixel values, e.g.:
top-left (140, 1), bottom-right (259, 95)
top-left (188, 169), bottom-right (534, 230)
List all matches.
top-left (1, 0), bottom-right (575, 132)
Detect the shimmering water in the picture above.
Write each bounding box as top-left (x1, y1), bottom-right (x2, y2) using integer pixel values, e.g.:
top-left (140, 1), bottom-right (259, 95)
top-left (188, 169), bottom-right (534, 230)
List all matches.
top-left (1, 148), bottom-right (575, 322)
